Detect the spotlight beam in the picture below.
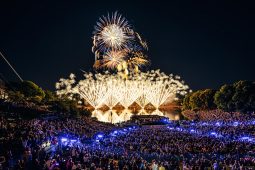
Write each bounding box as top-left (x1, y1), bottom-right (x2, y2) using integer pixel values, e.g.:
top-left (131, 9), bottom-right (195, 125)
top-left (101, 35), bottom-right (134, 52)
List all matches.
top-left (0, 51), bottom-right (23, 82)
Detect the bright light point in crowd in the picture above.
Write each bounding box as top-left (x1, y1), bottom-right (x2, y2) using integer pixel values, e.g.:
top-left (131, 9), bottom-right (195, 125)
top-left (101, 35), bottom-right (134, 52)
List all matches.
top-left (61, 138), bottom-right (68, 142)
top-left (210, 132), bottom-right (217, 136)
top-left (97, 134), bottom-right (104, 138)
top-left (190, 129), bottom-right (195, 133)
top-left (233, 121), bottom-right (239, 126)
top-left (215, 122), bottom-right (221, 126)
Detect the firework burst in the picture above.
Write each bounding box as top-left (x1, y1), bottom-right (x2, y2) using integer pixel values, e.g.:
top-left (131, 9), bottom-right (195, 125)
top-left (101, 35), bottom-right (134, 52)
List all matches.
top-left (93, 12), bottom-right (133, 52)
top-left (101, 50), bottom-right (126, 70)
top-left (93, 12), bottom-right (149, 72)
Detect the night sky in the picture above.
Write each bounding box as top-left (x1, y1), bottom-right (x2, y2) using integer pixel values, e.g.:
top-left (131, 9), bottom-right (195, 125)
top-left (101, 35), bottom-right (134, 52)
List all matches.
top-left (0, 1), bottom-right (255, 91)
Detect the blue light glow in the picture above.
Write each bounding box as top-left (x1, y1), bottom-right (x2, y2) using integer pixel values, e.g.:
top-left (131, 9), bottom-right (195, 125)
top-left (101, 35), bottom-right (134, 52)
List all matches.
top-left (233, 122), bottom-right (239, 127)
top-left (240, 136), bottom-right (252, 141)
top-left (70, 139), bottom-right (77, 142)
top-left (61, 138), bottom-right (68, 142)
top-left (210, 132), bottom-right (217, 136)
top-left (215, 122), bottom-right (221, 126)
top-left (97, 134), bottom-right (104, 138)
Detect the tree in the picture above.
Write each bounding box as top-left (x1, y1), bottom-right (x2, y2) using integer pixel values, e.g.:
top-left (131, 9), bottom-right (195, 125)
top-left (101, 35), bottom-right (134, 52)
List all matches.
top-left (199, 89), bottom-right (216, 110)
top-left (182, 89), bottom-right (216, 111)
top-left (214, 84), bottom-right (235, 111)
top-left (7, 91), bottom-right (25, 103)
top-left (232, 81), bottom-right (255, 112)
top-left (51, 96), bottom-right (80, 117)
top-left (30, 96), bottom-right (43, 104)
top-left (182, 92), bottom-right (193, 110)
top-left (189, 90), bottom-right (203, 111)
top-left (248, 83), bottom-right (255, 112)
top-left (42, 90), bottom-right (57, 104)
top-left (21, 81), bottom-right (45, 99)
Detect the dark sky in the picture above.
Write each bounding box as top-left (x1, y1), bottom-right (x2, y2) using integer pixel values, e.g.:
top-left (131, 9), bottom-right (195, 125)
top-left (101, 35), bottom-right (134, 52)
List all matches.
top-left (0, 0), bottom-right (254, 91)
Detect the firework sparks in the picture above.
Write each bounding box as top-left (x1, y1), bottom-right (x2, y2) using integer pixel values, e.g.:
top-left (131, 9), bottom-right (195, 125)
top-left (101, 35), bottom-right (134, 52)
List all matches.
top-left (56, 12), bottom-right (190, 123)
top-left (56, 71), bottom-right (189, 123)
top-left (93, 12), bottom-right (132, 52)
top-left (101, 50), bottom-right (126, 70)
top-left (101, 24), bottom-right (128, 49)
top-left (92, 12), bottom-right (149, 72)
top-left (128, 55), bottom-right (149, 68)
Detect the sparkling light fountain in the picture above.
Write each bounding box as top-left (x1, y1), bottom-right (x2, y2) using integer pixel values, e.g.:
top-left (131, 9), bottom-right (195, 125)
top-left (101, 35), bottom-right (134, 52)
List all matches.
top-left (56, 12), bottom-right (190, 123)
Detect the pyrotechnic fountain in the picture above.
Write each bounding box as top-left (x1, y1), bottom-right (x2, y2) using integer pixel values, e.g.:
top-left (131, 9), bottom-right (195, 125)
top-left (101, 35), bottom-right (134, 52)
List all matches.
top-left (56, 12), bottom-right (190, 123)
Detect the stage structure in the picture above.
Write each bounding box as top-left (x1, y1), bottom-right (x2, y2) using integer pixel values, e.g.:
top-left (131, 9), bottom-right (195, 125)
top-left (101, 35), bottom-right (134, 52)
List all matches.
top-left (56, 12), bottom-right (189, 123)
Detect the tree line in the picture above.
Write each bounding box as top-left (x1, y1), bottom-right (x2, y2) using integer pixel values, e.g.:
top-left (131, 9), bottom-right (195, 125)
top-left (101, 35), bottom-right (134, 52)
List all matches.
top-left (182, 80), bottom-right (255, 113)
top-left (0, 80), bottom-right (90, 117)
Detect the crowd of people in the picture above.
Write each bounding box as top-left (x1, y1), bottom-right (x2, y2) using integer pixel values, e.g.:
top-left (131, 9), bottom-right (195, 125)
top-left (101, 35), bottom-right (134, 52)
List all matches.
top-left (0, 114), bottom-right (115, 169)
top-left (182, 109), bottom-right (254, 121)
top-left (0, 111), bottom-right (255, 169)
